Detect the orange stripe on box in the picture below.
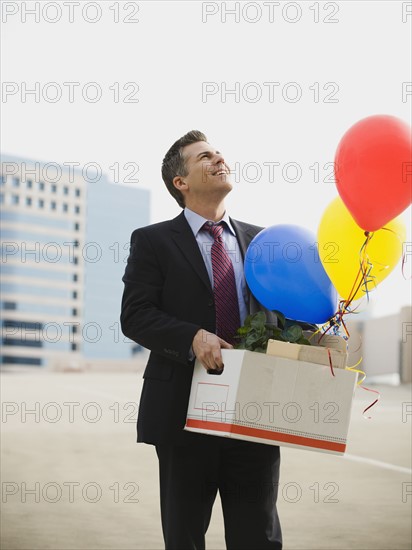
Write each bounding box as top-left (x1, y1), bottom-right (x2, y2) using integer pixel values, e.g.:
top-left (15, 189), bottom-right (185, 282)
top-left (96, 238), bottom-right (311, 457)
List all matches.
top-left (186, 419), bottom-right (346, 453)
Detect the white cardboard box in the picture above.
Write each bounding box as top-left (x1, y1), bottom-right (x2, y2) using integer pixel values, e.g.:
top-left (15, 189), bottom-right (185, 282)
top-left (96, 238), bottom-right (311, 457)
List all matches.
top-left (266, 339), bottom-right (348, 369)
top-left (185, 349), bottom-right (358, 455)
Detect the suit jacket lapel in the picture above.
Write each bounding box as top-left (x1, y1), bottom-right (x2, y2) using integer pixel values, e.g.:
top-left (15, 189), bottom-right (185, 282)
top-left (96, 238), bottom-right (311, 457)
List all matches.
top-left (230, 218), bottom-right (278, 324)
top-left (170, 212), bottom-right (213, 294)
top-left (230, 217), bottom-right (259, 258)
top-left (169, 213), bottom-right (277, 324)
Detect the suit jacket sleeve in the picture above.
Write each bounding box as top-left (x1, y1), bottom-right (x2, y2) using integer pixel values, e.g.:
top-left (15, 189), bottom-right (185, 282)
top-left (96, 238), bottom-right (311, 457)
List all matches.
top-left (120, 227), bottom-right (201, 365)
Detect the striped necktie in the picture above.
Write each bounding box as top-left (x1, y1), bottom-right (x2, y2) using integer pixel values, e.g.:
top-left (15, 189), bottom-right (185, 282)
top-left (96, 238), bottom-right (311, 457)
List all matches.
top-left (203, 222), bottom-right (240, 345)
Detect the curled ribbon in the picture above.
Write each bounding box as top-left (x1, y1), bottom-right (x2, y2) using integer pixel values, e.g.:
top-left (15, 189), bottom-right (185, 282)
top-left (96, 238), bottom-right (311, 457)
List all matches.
top-left (326, 347), bottom-right (335, 378)
top-left (346, 359), bottom-right (381, 418)
top-left (312, 325), bottom-right (380, 418)
top-left (377, 225), bottom-right (410, 281)
top-left (318, 232), bottom-right (377, 346)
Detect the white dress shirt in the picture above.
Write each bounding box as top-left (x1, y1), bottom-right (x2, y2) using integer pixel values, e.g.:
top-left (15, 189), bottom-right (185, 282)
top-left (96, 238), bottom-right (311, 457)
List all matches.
top-left (184, 207), bottom-right (249, 326)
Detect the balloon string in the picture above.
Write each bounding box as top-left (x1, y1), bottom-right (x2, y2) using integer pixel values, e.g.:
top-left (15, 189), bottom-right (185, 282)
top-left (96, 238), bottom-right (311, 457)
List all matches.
top-left (346, 363), bottom-right (366, 385)
top-left (379, 226), bottom-right (410, 280)
top-left (349, 231), bottom-right (375, 303)
top-left (328, 225), bottom-right (405, 333)
top-left (360, 386), bottom-right (380, 419)
top-left (307, 329), bottom-right (379, 419)
top-left (322, 230), bottom-right (397, 420)
top-left (311, 325), bottom-right (379, 418)
top-left (401, 252), bottom-right (411, 280)
top-left (345, 360), bottom-right (381, 419)
top-left (325, 232), bottom-right (376, 337)
top-left (348, 356), bottom-right (363, 372)
top-left (326, 347), bottom-right (335, 377)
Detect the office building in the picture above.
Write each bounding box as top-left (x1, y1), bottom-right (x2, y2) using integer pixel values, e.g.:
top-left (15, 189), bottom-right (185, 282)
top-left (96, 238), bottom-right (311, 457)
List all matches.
top-left (0, 154), bottom-right (150, 368)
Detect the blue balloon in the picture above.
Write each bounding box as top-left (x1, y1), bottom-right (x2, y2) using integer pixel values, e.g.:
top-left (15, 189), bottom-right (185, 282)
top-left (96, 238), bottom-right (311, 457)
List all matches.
top-left (244, 224), bottom-right (337, 324)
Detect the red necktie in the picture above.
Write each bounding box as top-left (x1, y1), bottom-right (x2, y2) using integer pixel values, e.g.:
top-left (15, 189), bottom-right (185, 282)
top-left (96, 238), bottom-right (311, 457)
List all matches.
top-left (203, 222), bottom-right (240, 345)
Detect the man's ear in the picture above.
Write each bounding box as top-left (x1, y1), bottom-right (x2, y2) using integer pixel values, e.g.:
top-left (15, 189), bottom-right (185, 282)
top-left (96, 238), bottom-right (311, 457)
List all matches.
top-left (173, 175), bottom-right (188, 192)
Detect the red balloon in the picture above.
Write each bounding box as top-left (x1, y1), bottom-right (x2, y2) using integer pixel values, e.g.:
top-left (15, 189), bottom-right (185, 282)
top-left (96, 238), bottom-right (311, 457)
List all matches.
top-left (335, 115), bottom-right (412, 232)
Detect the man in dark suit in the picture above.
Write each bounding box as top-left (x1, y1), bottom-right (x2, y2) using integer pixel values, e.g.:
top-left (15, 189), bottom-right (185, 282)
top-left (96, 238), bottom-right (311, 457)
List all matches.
top-left (121, 131), bottom-right (282, 550)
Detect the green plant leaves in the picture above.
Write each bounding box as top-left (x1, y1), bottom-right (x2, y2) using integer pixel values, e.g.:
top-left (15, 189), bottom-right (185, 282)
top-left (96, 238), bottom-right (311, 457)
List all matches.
top-left (234, 311), bottom-right (313, 353)
top-left (283, 325), bottom-right (303, 343)
top-left (250, 311), bottom-right (266, 329)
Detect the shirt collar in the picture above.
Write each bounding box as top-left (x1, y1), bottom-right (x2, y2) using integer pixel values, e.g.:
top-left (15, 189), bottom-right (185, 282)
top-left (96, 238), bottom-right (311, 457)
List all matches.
top-left (184, 207), bottom-right (236, 237)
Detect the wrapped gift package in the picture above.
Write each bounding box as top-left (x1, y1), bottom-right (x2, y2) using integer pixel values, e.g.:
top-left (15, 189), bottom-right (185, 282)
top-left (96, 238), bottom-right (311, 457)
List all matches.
top-left (185, 349), bottom-right (358, 455)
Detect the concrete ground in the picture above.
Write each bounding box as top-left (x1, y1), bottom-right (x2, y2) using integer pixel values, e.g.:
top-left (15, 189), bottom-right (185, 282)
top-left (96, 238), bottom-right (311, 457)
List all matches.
top-left (1, 371), bottom-right (411, 550)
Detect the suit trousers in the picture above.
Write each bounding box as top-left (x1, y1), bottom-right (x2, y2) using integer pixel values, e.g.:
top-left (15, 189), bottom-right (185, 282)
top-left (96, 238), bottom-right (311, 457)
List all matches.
top-left (155, 432), bottom-right (282, 550)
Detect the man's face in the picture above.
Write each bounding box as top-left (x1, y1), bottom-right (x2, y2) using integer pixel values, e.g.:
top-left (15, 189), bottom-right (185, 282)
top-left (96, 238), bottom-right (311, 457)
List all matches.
top-left (176, 141), bottom-right (232, 203)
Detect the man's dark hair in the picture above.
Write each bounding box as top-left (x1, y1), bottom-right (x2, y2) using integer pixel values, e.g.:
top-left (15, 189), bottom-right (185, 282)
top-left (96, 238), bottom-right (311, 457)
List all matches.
top-left (162, 130), bottom-right (207, 208)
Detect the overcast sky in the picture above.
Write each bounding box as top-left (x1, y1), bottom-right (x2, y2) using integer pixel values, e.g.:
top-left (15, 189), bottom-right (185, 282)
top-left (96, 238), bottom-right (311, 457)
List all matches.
top-left (2, 0), bottom-right (411, 318)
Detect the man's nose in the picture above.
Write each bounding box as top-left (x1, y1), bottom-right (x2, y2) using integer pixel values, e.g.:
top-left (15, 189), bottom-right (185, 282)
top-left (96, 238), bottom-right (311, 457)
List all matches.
top-left (213, 152), bottom-right (225, 166)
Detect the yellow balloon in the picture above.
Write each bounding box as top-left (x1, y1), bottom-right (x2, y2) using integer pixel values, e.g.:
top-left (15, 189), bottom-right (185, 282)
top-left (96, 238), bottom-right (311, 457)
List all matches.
top-left (318, 197), bottom-right (406, 301)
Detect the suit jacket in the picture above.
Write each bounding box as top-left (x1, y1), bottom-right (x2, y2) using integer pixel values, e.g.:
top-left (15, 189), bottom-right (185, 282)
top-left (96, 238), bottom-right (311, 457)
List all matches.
top-left (120, 211), bottom-right (277, 444)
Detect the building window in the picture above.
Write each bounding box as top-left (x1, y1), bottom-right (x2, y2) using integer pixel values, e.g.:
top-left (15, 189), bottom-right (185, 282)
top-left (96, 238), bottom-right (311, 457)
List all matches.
top-left (39, 181), bottom-right (45, 191)
top-left (72, 325), bottom-right (78, 334)
top-left (73, 274), bottom-right (78, 282)
top-left (1, 356), bottom-right (41, 366)
top-left (63, 186), bottom-right (69, 195)
top-left (26, 197), bottom-right (32, 206)
top-left (26, 179), bottom-right (33, 189)
top-left (2, 337), bottom-right (42, 348)
top-left (12, 177), bottom-right (20, 187)
top-left (72, 291), bottom-right (78, 299)
top-left (50, 201), bottom-right (56, 210)
top-left (0, 174), bottom-right (6, 185)
top-left (2, 302), bottom-right (17, 310)
top-left (73, 256), bottom-right (78, 265)
top-left (71, 343), bottom-right (77, 351)
top-left (12, 195), bottom-right (19, 204)
top-left (0, 193), bottom-right (4, 203)
top-left (3, 320), bottom-right (42, 330)
top-left (72, 308), bottom-right (77, 316)
top-left (38, 199), bottom-right (44, 208)
top-left (74, 205), bottom-right (80, 214)
top-left (51, 184), bottom-right (57, 193)
top-left (75, 188), bottom-right (81, 197)
top-left (74, 222), bottom-right (80, 231)
top-left (62, 203), bottom-right (68, 212)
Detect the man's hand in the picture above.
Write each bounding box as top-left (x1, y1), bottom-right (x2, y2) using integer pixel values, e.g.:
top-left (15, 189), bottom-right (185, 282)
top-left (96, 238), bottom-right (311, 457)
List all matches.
top-left (192, 329), bottom-right (233, 372)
